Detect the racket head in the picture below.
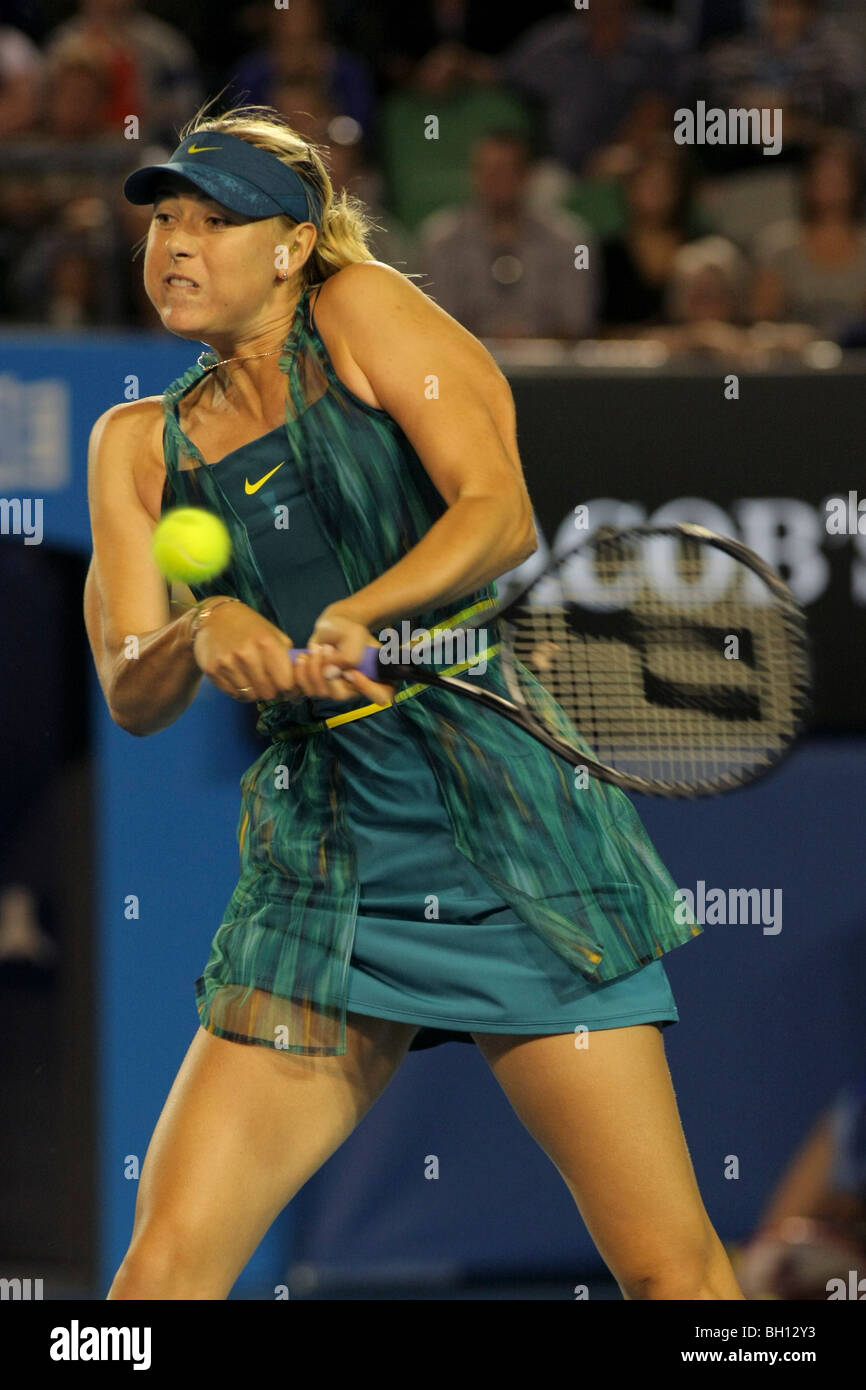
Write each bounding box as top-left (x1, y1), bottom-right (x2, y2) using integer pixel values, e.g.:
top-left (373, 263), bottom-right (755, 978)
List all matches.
top-left (495, 521), bottom-right (813, 797)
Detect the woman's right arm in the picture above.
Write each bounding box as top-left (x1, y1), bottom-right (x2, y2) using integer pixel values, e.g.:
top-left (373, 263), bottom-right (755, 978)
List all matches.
top-left (83, 401), bottom-right (207, 737)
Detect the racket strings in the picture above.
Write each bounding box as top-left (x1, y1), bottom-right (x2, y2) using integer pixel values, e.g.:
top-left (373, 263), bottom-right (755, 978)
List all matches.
top-left (502, 537), bottom-right (810, 792)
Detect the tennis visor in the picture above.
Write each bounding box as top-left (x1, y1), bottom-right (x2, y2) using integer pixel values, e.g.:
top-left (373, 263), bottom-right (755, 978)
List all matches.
top-left (123, 130), bottom-right (323, 225)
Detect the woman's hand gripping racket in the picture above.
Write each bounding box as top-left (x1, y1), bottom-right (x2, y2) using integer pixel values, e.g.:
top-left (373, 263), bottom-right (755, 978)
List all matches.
top-left (289, 523), bottom-right (813, 798)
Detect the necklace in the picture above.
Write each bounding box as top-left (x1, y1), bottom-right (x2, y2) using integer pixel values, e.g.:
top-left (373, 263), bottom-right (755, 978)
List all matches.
top-left (197, 286), bottom-right (312, 371)
top-left (197, 346), bottom-right (283, 371)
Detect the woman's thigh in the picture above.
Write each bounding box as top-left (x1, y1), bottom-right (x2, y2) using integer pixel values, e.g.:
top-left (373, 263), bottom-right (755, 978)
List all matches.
top-left (113, 1009), bottom-right (419, 1297)
top-left (470, 1023), bottom-right (725, 1295)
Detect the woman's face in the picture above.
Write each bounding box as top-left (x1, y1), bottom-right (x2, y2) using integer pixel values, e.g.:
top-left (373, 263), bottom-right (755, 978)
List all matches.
top-left (143, 179), bottom-right (295, 340)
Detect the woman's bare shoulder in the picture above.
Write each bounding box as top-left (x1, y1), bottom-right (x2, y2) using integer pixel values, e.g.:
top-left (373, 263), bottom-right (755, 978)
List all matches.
top-left (90, 395), bottom-right (165, 450)
top-left (88, 396), bottom-right (167, 523)
top-left (311, 261), bottom-right (505, 412)
top-left (312, 264), bottom-right (413, 410)
top-left (314, 260), bottom-right (423, 316)
top-left (315, 260), bottom-right (503, 369)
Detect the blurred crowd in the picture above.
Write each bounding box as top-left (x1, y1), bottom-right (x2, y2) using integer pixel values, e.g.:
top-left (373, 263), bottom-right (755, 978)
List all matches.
top-left (733, 1071), bottom-right (866, 1300)
top-left (3, 0), bottom-right (866, 361)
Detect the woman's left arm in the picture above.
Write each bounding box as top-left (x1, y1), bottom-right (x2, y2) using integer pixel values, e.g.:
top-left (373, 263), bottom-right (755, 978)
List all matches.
top-left (311, 261), bottom-right (538, 637)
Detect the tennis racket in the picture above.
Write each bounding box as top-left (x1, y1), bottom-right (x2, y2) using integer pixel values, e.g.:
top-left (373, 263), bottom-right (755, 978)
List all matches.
top-left (289, 522), bottom-right (813, 798)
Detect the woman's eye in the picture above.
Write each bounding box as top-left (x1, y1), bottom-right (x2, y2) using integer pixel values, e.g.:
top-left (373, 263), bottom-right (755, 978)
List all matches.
top-left (151, 212), bottom-right (231, 226)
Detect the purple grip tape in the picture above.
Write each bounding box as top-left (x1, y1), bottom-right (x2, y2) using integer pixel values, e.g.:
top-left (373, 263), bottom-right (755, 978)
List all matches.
top-left (288, 645), bottom-right (381, 678)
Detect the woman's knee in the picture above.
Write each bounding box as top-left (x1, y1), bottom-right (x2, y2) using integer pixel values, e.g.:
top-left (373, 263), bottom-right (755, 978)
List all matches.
top-left (107, 1221), bottom-right (234, 1300)
top-left (618, 1229), bottom-right (744, 1301)
top-left (621, 1259), bottom-right (713, 1301)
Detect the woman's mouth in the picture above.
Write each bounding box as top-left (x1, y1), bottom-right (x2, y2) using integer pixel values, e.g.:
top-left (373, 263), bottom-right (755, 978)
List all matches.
top-left (164, 275), bottom-right (200, 290)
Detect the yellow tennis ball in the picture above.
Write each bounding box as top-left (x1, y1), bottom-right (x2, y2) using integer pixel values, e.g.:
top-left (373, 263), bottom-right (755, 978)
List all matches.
top-left (151, 508), bottom-right (232, 583)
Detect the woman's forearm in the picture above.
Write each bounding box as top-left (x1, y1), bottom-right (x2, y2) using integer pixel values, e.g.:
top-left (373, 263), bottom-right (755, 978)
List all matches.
top-left (108, 607), bottom-right (203, 736)
top-left (324, 493), bottom-right (536, 633)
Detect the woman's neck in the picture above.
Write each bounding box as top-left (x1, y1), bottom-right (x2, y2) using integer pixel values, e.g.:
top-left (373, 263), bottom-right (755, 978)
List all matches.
top-left (202, 293), bottom-right (304, 375)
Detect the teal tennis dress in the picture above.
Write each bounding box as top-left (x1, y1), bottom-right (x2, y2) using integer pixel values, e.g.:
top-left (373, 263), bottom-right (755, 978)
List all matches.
top-left (160, 279), bottom-right (702, 1055)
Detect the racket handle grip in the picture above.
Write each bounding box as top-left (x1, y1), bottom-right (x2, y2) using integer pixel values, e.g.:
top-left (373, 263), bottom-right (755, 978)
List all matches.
top-left (288, 644), bottom-right (383, 679)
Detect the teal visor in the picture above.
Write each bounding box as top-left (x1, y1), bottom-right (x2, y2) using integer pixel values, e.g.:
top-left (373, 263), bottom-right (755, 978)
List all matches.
top-left (123, 130), bottom-right (323, 225)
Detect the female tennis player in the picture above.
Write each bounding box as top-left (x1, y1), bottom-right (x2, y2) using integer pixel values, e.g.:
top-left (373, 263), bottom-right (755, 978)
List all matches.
top-left (84, 104), bottom-right (744, 1300)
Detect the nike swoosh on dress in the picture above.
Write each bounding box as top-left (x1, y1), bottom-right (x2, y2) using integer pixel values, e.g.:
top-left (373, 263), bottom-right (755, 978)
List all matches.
top-left (245, 462), bottom-right (286, 494)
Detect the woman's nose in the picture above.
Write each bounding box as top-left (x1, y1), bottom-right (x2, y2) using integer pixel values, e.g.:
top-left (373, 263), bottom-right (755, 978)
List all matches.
top-left (164, 227), bottom-right (195, 257)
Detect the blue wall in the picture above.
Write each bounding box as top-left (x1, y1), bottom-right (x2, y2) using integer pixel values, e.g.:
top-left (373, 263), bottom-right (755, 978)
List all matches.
top-left (0, 330), bottom-right (192, 549)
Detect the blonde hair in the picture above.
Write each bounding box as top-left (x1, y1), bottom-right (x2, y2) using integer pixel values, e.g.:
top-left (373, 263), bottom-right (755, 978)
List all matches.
top-left (173, 100), bottom-right (380, 288)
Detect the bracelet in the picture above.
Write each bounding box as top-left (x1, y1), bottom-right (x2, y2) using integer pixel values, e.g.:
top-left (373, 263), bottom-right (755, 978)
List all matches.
top-left (187, 596), bottom-right (239, 647)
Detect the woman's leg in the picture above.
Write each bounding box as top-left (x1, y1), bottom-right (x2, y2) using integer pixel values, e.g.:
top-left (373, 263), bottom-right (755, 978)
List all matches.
top-left (470, 1022), bottom-right (745, 1300)
top-left (107, 1009), bottom-right (419, 1300)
